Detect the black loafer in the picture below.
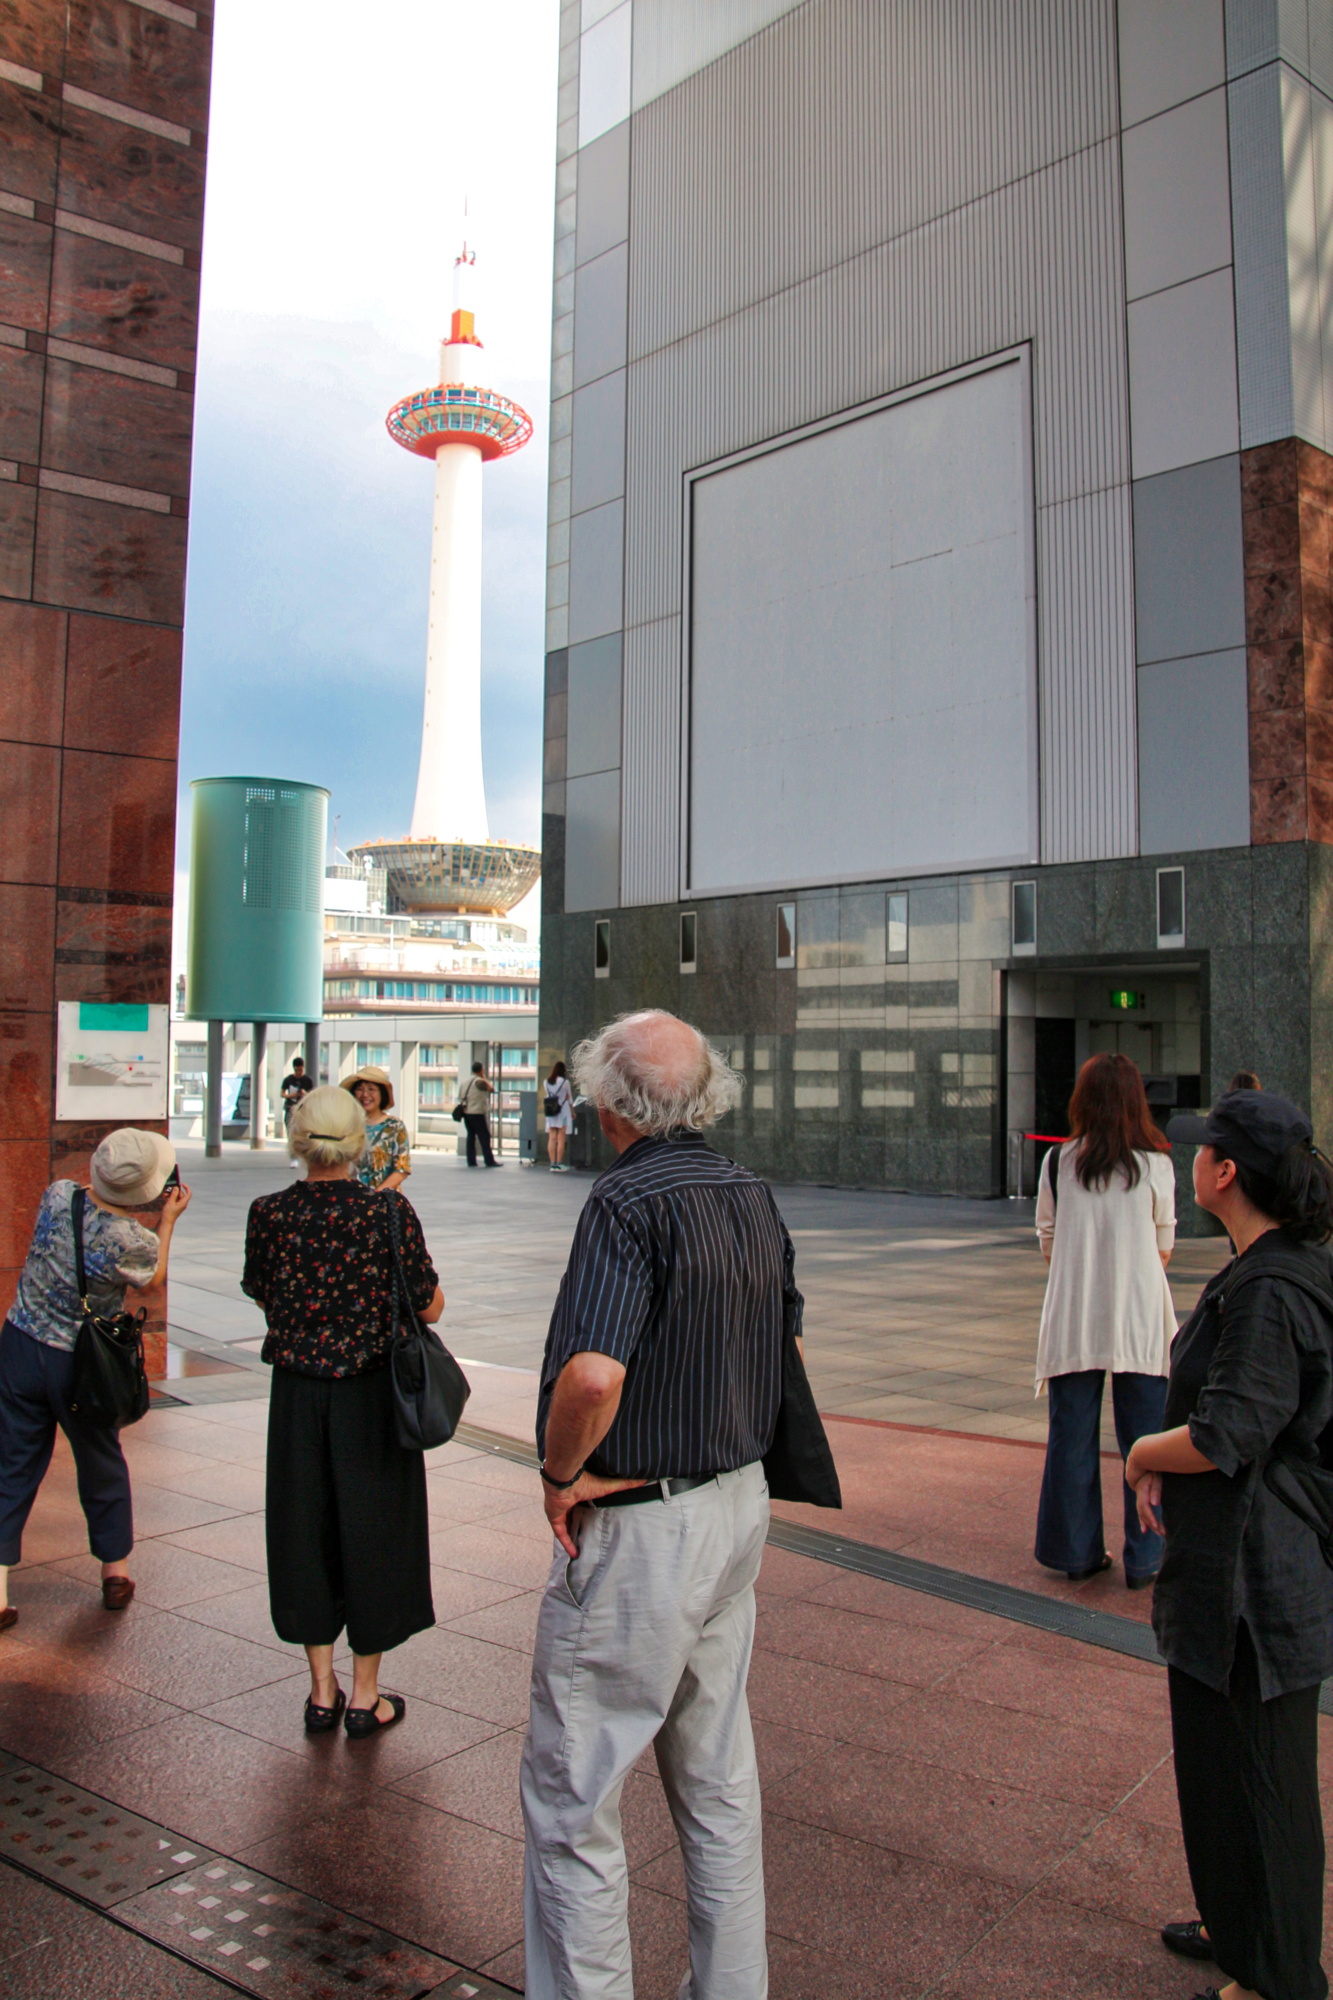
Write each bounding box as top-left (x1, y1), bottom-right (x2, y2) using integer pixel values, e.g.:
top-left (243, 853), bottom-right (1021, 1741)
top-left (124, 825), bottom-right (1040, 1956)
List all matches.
top-left (1126, 1570), bottom-right (1159, 1591)
top-left (303, 1688), bottom-right (346, 1734)
top-left (1162, 1920), bottom-right (1214, 1962)
top-left (345, 1693), bottom-right (405, 1737)
top-left (1067, 1553), bottom-right (1112, 1581)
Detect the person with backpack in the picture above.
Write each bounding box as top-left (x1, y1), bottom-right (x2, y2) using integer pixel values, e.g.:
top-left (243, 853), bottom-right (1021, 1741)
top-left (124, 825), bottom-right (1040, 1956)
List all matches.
top-left (0, 1129), bottom-right (189, 1632)
top-left (1033, 1053), bottom-right (1177, 1587)
top-left (1127, 1089), bottom-right (1333, 2000)
top-left (543, 1059), bottom-right (573, 1172)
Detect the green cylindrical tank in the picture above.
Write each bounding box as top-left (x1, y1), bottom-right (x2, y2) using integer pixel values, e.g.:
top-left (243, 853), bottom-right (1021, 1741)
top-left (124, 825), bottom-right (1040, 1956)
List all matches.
top-left (187, 777), bottom-right (329, 1023)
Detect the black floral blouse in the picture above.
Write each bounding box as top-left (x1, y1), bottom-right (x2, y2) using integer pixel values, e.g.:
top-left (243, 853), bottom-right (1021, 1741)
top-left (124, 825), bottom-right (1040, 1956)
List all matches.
top-left (242, 1181), bottom-right (438, 1379)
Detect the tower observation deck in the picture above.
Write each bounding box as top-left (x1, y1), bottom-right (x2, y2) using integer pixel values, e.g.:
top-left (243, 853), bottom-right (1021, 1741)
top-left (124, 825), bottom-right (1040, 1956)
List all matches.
top-left (349, 249), bottom-right (541, 918)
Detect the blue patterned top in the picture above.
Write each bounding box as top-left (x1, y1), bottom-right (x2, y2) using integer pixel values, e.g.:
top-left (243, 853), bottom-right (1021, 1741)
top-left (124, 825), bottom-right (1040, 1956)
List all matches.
top-left (9, 1180), bottom-right (158, 1352)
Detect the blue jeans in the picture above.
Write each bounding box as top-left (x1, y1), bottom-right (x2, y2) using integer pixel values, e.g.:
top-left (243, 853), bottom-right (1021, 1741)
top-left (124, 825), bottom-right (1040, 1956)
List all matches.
top-left (1035, 1368), bottom-right (1167, 1580)
top-left (0, 1318), bottom-right (133, 1565)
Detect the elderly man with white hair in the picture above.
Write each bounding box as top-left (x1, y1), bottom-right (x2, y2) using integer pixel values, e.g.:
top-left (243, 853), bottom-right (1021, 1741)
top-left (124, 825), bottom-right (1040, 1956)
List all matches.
top-left (521, 1009), bottom-right (802, 2000)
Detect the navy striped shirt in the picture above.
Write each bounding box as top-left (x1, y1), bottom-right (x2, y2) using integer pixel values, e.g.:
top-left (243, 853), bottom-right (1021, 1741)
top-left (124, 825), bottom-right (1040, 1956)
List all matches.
top-left (537, 1130), bottom-right (802, 1480)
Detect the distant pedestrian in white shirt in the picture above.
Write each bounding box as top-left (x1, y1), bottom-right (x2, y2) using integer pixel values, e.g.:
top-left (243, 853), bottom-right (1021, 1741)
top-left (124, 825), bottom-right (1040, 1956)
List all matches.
top-left (1033, 1053), bottom-right (1176, 1589)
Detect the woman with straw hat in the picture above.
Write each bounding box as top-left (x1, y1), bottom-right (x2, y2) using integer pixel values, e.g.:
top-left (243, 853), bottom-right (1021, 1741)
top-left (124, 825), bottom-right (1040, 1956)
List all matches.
top-left (0, 1128), bottom-right (190, 1632)
top-left (340, 1065), bottom-right (411, 1192)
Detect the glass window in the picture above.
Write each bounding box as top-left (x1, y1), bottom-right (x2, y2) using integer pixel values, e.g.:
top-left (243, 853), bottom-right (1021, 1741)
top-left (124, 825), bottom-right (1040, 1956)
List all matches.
top-left (1157, 867), bottom-right (1185, 948)
top-left (355, 1043), bottom-right (390, 1067)
top-left (419, 1077), bottom-right (444, 1105)
top-left (886, 892), bottom-right (908, 960)
top-left (595, 919), bottom-right (611, 977)
top-left (1012, 881), bottom-right (1036, 953)
top-left (776, 903), bottom-right (796, 968)
top-left (680, 911), bottom-right (697, 973)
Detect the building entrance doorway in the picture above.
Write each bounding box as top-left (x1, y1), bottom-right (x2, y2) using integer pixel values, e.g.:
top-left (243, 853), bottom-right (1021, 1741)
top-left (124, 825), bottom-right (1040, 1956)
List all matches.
top-left (1007, 967), bottom-right (1202, 1192)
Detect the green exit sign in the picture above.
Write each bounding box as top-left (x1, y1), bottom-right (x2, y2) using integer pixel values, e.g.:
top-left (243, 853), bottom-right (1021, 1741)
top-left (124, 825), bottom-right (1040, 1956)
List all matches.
top-left (1109, 990), bottom-right (1147, 1011)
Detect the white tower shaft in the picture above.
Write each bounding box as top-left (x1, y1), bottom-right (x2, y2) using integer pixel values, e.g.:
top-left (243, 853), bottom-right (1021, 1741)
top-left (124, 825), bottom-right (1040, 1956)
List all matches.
top-left (409, 338), bottom-right (489, 843)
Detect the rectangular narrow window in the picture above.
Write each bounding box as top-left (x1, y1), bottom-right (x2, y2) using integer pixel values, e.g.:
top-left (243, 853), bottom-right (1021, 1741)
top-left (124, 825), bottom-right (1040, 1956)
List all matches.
top-left (594, 918), bottom-right (611, 977)
top-left (679, 911), bottom-right (697, 973)
top-left (776, 902), bottom-right (796, 968)
top-left (1012, 880), bottom-right (1036, 953)
top-left (1157, 867), bottom-right (1185, 948)
top-left (886, 891), bottom-right (908, 960)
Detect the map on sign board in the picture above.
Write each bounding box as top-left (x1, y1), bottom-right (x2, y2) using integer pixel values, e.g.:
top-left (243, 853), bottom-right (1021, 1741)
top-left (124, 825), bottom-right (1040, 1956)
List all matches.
top-left (55, 1002), bottom-right (170, 1121)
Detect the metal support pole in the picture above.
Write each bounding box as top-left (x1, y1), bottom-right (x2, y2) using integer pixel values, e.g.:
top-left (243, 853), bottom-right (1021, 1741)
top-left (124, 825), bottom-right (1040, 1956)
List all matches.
top-left (304, 1020), bottom-right (321, 1085)
top-left (250, 1022), bottom-right (268, 1148)
top-left (205, 1019), bottom-right (223, 1158)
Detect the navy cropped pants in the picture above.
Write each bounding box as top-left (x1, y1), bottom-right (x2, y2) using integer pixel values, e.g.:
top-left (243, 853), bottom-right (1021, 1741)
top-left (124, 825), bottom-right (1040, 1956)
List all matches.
top-left (0, 1318), bottom-right (133, 1565)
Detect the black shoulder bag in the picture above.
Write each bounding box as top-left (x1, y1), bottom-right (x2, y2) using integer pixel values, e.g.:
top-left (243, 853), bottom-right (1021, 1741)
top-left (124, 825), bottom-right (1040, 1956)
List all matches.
top-left (68, 1187), bottom-right (151, 1430)
top-left (763, 1330), bottom-right (842, 1508)
top-left (1217, 1247), bottom-right (1333, 1569)
top-left (384, 1195), bottom-right (470, 1449)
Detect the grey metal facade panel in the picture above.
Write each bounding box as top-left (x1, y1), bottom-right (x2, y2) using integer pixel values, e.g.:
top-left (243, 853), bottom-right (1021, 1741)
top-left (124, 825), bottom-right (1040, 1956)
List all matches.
top-left (1229, 62), bottom-right (1297, 444)
top-left (627, 0), bottom-right (1119, 362)
top-left (620, 122), bottom-right (1136, 871)
top-left (567, 632), bottom-right (624, 777)
top-left (620, 614), bottom-right (680, 905)
top-left (1132, 454), bottom-right (1246, 664)
top-left (630, 0), bottom-right (806, 109)
top-left (575, 119), bottom-right (630, 266)
top-left (1225, 0), bottom-right (1333, 93)
top-left (1138, 649), bottom-right (1251, 853)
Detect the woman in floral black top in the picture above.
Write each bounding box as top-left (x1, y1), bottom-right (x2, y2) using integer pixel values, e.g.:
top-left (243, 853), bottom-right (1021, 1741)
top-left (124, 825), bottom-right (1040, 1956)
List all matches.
top-left (243, 1085), bottom-right (443, 1738)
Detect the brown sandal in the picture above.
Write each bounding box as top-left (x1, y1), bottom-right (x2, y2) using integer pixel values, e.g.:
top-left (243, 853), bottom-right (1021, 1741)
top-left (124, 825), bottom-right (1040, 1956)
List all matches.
top-left (0, 1607), bottom-right (16, 1633)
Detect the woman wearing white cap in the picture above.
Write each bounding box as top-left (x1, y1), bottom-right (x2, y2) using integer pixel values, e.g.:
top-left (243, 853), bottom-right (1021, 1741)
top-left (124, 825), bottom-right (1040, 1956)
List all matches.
top-left (0, 1128), bottom-right (190, 1632)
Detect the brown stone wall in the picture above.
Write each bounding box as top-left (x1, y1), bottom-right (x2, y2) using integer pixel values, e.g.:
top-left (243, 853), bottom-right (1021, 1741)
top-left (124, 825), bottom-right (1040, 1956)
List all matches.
top-left (1243, 436), bottom-right (1333, 843)
top-left (0, 1), bottom-right (212, 1372)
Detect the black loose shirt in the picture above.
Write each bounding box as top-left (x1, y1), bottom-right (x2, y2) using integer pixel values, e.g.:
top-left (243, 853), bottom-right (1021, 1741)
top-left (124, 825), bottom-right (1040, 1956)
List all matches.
top-left (242, 1180), bottom-right (437, 1379)
top-left (1152, 1231), bottom-right (1333, 1698)
top-left (536, 1131), bottom-right (801, 1480)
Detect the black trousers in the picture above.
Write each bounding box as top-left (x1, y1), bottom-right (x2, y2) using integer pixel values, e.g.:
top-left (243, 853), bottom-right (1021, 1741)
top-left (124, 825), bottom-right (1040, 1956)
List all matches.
top-left (463, 1111), bottom-right (495, 1166)
top-left (0, 1319), bottom-right (133, 1564)
top-left (266, 1364), bottom-right (434, 1657)
top-left (1170, 1622), bottom-right (1327, 2000)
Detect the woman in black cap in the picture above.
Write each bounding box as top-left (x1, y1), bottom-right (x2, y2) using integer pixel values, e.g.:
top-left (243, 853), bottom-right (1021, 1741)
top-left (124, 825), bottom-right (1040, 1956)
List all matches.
top-left (1125, 1088), bottom-right (1333, 2000)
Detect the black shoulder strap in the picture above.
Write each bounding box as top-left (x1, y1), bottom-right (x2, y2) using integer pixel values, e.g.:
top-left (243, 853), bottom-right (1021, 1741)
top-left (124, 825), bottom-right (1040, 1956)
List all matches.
top-left (1218, 1245), bottom-right (1333, 1322)
top-left (1046, 1142), bottom-right (1065, 1210)
top-left (70, 1184), bottom-right (89, 1307)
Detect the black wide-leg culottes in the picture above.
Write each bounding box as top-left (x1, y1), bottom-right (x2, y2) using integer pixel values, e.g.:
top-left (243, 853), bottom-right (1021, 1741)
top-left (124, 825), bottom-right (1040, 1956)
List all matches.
top-left (1169, 1621), bottom-right (1327, 2000)
top-left (266, 1363), bottom-right (434, 1657)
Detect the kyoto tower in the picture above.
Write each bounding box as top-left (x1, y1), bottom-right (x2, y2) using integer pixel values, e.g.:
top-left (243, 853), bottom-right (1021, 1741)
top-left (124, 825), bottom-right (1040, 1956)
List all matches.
top-left (348, 248), bottom-right (542, 916)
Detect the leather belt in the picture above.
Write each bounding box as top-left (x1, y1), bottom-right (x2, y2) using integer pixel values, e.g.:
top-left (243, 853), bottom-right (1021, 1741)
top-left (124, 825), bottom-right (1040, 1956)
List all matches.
top-left (593, 1473), bottom-right (718, 1509)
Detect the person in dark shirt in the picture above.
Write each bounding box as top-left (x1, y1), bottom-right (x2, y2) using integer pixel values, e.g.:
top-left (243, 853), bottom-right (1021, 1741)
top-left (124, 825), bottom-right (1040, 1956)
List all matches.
top-left (279, 1056), bottom-right (314, 1127)
top-left (521, 1010), bottom-right (797, 2000)
top-left (243, 1085), bottom-right (443, 1739)
top-left (1126, 1090), bottom-right (1333, 2000)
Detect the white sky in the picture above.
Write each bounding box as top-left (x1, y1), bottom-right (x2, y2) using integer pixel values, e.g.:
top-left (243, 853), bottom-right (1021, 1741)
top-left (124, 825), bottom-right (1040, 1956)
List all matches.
top-left (175, 0), bottom-right (559, 961)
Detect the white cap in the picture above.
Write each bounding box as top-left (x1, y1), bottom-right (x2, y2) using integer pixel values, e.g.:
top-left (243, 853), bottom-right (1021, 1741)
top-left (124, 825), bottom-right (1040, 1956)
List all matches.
top-left (89, 1128), bottom-right (175, 1207)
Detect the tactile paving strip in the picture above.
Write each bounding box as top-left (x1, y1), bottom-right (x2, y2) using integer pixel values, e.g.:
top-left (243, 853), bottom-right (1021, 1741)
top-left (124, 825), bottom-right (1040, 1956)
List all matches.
top-left (0, 1762), bottom-right (215, 1904)
top-left (119, 1858), bottom-right (455, 1997)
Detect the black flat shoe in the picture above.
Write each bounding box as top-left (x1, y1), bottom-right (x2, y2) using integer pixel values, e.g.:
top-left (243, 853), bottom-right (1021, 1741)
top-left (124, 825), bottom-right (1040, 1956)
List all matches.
top-left (1162, 1920), bottom-right (1214, 1962)
top-left (1126, 1570), bottom-right (1159, 1591)
top-left (344, 1693), bottom-right (405, 1738)
top-left (1067, 1553), bottom-right (1113, 1581)
top-left (304, 1688), bottom-right (346, 1734)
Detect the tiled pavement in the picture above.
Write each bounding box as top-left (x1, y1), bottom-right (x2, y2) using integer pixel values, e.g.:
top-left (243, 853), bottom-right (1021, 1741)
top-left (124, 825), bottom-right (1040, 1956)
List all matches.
top-left (2, 1146), bottom-right (1321, 1996)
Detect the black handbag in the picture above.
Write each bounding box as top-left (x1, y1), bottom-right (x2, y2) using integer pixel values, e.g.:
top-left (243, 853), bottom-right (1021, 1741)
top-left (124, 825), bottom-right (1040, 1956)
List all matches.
top-left (384, 1195), bottom-right (470, 1450)
top-left (68, 1187), bottom-right (151, 1430)
top-left (762, 1330), bottom-right (841, 1507)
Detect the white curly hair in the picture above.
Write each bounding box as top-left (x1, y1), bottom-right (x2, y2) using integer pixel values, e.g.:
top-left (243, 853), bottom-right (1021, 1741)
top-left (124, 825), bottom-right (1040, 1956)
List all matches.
top-left (572, 1011), bottom-right (742, 1136)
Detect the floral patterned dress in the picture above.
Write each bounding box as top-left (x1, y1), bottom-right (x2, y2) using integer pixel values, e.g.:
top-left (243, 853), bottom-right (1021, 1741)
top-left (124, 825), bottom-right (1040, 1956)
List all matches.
top-left (242, 1180), bottom-right (436, 1377)
top-left (354, 1115), bottom-right (411, 1191)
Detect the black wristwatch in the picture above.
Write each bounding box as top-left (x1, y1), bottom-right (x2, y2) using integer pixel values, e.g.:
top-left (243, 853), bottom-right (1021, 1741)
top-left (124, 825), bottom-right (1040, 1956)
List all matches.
top-left (539, 1460), bottom-right (585, 1490)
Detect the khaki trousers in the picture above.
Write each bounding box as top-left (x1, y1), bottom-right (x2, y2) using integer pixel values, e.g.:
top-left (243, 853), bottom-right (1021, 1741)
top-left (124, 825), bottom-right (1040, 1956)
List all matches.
top-left (521, 1462), bottom-right (769, 2000)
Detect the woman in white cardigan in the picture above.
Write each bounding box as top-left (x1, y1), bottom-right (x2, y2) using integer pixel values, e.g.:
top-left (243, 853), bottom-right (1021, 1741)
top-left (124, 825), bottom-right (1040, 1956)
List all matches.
top-left (1034, 1053), bottom-right (1177, 1588)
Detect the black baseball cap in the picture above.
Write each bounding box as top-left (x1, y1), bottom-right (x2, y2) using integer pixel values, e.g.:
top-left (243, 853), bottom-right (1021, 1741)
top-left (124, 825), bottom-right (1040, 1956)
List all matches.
top-left (1166, 1088), bottom-right (1313, 1176)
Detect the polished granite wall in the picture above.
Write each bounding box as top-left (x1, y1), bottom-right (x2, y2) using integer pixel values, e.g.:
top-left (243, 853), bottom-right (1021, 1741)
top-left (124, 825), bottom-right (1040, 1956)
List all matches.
top-left (540, 831), bottom-right (1333, 1229)
top-left (0, 0), bottom-right (212, 1349)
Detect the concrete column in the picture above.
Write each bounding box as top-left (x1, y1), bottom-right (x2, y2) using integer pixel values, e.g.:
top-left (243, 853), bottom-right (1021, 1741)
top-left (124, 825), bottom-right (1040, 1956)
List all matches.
top-left (398, 1040), bottom-right (419, 1146)
top-left (305, 1020), bottom-right (321, 1084)
top-left (250, 1022), bottom-right (268, 1148)
top-left (205, 1018), bottom-right (223, 1158)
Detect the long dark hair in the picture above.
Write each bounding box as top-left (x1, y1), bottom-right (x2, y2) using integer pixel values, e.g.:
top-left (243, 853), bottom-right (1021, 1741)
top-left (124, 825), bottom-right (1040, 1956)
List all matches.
top-left (547, 1060), bottom-right (567, 1082)
top-left (1219, 1143), bottom-right (1333, 1245)
top-left (1067, 1053), bottom-right (1169, 1192)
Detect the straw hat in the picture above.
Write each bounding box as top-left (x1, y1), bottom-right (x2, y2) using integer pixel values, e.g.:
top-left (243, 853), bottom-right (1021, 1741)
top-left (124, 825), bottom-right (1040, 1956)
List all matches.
top-left (341, 1065), bottom-right (394, 1110)
top-left (90, 1128), bottom-right (175, 1207)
